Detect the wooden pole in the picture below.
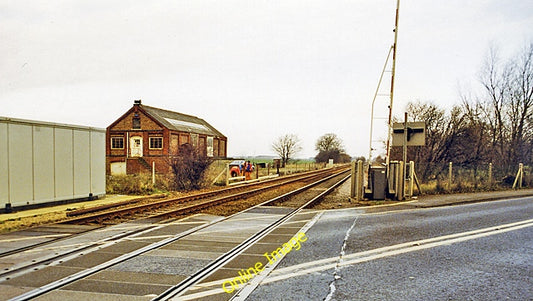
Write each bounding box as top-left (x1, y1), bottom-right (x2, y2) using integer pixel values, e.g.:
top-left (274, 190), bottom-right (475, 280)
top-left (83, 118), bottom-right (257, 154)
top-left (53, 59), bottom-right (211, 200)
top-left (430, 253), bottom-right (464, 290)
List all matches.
top-left (408, 161), bottom-right (414, 198)
top-left (448, 162), bottom-right (453, 191)
top-left (152, 161), bottom-right (155, 184)
top-left (518, 163), bottom-right (524, 189)
top-left (225, 163), bottom-right (229, 186)
top-left (488, 162), bottom-right (493, 187)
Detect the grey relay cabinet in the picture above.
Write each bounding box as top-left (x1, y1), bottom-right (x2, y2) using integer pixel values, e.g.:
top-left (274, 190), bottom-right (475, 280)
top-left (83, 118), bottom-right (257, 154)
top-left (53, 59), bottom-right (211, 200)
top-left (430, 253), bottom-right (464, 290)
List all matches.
top-left (0, 117), bottom-right (106, 210)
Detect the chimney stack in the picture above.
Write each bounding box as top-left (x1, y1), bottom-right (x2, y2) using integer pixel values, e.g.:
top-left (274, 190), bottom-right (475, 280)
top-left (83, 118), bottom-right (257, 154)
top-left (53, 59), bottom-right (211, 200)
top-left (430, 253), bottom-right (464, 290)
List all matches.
top-left (134, 99), bottom-right (142, 105)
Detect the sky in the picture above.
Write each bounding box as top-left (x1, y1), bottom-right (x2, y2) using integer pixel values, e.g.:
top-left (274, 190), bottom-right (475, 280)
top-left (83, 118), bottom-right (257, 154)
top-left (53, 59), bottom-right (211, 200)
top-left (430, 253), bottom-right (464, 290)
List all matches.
top-left (1, 0), bottom-right (532, 159)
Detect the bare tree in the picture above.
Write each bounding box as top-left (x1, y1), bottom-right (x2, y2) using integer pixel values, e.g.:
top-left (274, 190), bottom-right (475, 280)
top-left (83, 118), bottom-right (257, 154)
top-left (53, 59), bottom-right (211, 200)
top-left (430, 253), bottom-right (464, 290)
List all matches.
top-left (390, 42), bottom-right (533, 185)
top-left (272, 134), bottom-right (302, 167)
top-left (508, 43), bottom-right (533, 166)
top-left (479, 45), bottom-right (512, 170)
top-left (479, 43), bottom-right (533, 172)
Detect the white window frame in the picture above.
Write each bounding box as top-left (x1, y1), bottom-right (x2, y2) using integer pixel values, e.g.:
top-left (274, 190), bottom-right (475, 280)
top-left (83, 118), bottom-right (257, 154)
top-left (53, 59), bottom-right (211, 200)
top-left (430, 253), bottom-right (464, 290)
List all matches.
top-left (149, 137), bottom-right (163, 149)
top-left (111, 136), bottom-right (124, 149)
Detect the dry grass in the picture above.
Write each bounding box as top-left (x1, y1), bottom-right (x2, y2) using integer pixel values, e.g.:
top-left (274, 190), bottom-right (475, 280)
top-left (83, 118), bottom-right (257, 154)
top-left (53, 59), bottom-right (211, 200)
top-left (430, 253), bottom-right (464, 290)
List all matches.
top-left (0, 212), bottom-right (69, 234)
top-left (0, 195), bottom-right (140, 234)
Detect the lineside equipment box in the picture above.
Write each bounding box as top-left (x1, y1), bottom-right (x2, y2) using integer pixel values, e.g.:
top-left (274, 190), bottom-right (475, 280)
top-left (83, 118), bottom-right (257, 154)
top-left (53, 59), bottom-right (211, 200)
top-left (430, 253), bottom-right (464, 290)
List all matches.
top-left (0, 117), bottom-right (106, 209)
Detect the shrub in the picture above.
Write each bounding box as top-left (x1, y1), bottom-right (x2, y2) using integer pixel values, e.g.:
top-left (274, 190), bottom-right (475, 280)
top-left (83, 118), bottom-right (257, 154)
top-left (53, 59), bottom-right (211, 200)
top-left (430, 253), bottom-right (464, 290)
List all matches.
top-left (106, 174), bottom-right (157, 195)
top-left (170, 144), bottom-right (212, 190)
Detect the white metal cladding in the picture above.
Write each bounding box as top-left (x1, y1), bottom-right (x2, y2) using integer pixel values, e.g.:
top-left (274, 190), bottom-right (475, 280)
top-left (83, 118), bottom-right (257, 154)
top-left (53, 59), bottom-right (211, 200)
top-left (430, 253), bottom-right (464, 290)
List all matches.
top-left (0, 117), bottom-right (106, 208)
top-left (0, 123), bottom-right (8, 204)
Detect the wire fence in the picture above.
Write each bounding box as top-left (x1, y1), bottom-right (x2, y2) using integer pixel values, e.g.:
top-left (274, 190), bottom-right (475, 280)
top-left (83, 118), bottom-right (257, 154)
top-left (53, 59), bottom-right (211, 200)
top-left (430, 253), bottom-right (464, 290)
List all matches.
top-left (416, 162), bottom-right (532, 194)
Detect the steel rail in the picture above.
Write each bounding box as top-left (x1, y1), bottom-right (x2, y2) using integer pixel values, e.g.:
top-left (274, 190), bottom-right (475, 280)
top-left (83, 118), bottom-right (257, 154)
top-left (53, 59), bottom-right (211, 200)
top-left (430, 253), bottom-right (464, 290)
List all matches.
top-left (66, 167), bottom-right (338, 218)
top-left (0, 224), bottom-right (156, 280)
top-left (64, 167), bottom-right (346, 224)
top-left (2, 167), bottom-right (345, 277)
top-left (152, 170), bottom-right (350, 300)
top-left (0, 226), bottom-right (104, 258)
top-left (7, 169), bottom-right (348, 301)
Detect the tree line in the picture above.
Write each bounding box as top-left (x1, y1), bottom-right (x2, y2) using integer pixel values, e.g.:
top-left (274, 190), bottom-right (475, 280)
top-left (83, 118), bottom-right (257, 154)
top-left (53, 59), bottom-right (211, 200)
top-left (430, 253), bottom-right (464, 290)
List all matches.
top-left (272, 133), bottom-right (352, 166)
top-left (391, 43), bottom-right (533, 183)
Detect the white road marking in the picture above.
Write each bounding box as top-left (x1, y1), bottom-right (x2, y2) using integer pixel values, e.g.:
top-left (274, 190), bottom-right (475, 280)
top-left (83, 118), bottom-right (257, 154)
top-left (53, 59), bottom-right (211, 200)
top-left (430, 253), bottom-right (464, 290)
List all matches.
top-left (171, 218), bottom-right (533, 300)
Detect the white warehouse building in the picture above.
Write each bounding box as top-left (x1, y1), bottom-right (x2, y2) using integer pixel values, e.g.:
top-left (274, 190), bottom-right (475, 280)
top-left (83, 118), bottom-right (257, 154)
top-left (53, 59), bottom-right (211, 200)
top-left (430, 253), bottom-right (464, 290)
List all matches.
top-left (0, 117), bottom-right (106, 211)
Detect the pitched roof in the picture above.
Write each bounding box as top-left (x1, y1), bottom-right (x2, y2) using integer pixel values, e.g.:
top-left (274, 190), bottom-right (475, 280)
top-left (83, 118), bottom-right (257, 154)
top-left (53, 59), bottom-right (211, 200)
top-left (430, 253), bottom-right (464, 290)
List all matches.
top-left (140, 104), bottom-right (225, 138)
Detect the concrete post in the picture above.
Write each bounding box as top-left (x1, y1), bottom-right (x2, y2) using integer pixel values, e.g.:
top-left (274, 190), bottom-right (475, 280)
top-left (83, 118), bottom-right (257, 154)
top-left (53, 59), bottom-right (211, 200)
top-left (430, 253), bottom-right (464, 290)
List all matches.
top-left (350, 160), bottom-right (364, 200)
top-left (350, 161), bottom-right (356, 198)
top-left (357, 160), bottom-right (364, 201)
top-left (397, 161), bottom-right (405, 201)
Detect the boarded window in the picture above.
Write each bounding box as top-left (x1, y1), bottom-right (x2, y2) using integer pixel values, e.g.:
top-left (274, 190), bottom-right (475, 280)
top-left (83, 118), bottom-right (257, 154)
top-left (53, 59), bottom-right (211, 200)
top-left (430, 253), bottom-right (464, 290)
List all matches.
top-left (219, 140), bottom-right (226, 157)
top-left (149, 137), bottom-right (163, 149)
top-left (170, 134), bottom-right (179, 155)
top-left (206, 136), bottom-right (213, 157)
top-left (190, 134), bottom-right (199, 147)
top-left (132, 117), bottom-right (141, 129)
top-left (213, 138), bottom-right (219, 157)
top-left (111, 137), bottom-right (124, 149)
top-left (199, 137), bottom-right (206, 156)
top-left (179, 134), bottom-right (189, 146)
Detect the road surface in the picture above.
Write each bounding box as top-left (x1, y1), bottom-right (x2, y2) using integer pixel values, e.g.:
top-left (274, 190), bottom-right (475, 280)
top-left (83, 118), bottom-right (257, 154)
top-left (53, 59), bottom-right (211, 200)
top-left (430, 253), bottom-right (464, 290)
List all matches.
top-left (247, 196), bottom-right (533, 300)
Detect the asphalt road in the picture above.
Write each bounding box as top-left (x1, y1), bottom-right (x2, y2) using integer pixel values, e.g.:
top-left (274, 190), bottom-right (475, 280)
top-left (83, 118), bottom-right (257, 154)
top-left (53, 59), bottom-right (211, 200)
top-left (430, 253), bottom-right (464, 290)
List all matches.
top-left (247, 197), bottom-right (533, 300)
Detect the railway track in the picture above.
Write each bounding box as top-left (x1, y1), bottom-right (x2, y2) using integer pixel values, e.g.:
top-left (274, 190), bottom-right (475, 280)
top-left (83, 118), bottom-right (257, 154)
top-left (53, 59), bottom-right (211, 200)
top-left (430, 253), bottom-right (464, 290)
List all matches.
top-left (0, 167), bottom-right (347, 287)
top-left (155, 170), bottom-right (350, 300)
top-left (0, 167), bottom-right (344, 259)
top-left (3, 168), bottom-right (350, 301)
top-left (62, 166), bottom-right (347, 224)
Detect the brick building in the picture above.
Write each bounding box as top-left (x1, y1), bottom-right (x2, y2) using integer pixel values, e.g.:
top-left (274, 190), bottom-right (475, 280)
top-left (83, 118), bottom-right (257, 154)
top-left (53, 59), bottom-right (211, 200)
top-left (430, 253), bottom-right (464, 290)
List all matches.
top-left (106, 100), bottom-right (227, 175)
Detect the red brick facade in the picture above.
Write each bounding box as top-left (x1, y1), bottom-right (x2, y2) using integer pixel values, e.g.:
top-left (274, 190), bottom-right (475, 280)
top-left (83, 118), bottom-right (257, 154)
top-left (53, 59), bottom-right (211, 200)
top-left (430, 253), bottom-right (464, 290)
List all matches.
top-left (106, 101), bottom-right (227, 175)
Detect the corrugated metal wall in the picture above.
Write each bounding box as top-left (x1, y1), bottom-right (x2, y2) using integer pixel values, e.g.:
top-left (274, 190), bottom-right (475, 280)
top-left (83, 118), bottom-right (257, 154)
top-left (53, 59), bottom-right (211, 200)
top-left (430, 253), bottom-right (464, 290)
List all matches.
top-left (0, 117), bottom-right (105, 208)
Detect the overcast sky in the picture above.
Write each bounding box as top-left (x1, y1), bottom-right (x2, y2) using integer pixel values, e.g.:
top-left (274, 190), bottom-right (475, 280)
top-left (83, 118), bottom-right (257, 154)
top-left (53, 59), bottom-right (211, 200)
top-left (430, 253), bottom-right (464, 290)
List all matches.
top-left (1, 1), bottom-right (532, 159)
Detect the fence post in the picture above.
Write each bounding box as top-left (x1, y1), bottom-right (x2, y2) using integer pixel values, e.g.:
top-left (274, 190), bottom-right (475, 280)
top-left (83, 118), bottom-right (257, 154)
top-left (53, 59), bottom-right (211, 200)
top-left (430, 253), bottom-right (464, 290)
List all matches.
top-left (152, 161), bottom-right (156, 184)
top-left (408, 161), bottom-right (414, 198)
top-left (448, 162), bottom-right (453, 191)
top-left (488, 163), bottom-right (493, 187)
top-left (513, 163), bottom-right (524, 189)
top-left (520, 163), bottom-right (524, 189)
top-left (225, 163), bottom-right (230, 186)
